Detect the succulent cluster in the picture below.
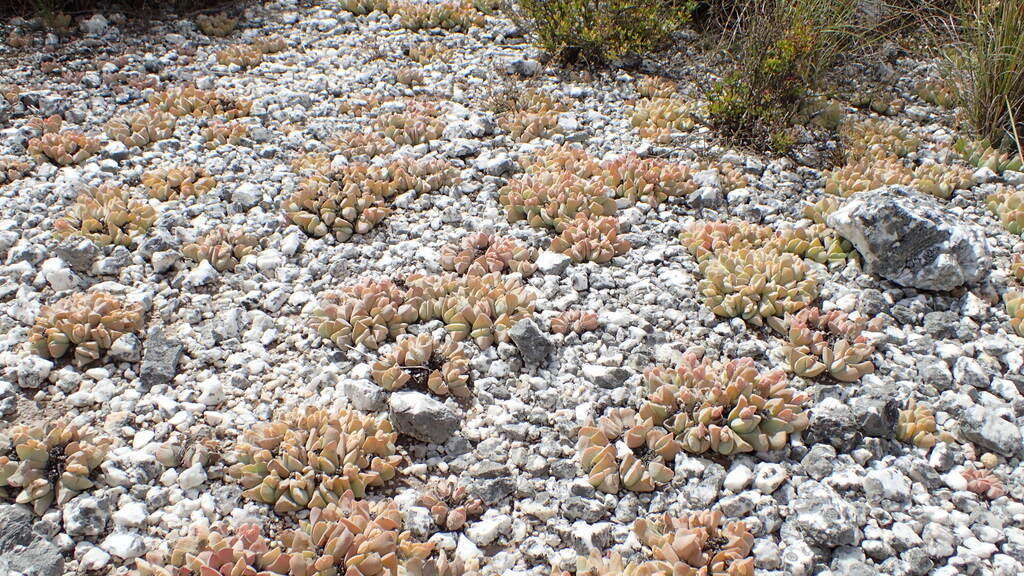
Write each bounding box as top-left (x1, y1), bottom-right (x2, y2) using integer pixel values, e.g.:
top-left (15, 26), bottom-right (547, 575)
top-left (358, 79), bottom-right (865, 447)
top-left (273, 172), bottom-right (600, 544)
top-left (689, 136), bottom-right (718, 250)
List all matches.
top-left (27, 114), bottom-right (63, 136)
top-left (698, 160), bottom-right (750, 193)
top-left (148, 86), bottom-right (252, 119)
top-left (27, 131), bottom-right (101, 166)
top-left (390, 0), bottom-right (484, 32)
top-left (699, 247), bottom-right (818, 326)
top-left (1005, 291), bottom-right (1024, 337)
top-left (631, 511), bottom-right (755, 576)
top-left (396, 66), bottom-right (426, 86)
top-left (955, 137), bottom-right (1023, 173)
top-left (201, 120), bottom-right (248, 149)
top-left (141, 165), bottom-right (217, 201)
top-left (499, 172), bottom-right (617, 232)
top-left (371, 333), bottom-right (471, 398)
top-left (284, 173), bottom-right (392, 242)
top-left (105, 110), bottom-right (177, 148)
top-left (767, 307), bottom-right (878, 382)
top-left (55, 185), bottom-right (157, 246)
top-left (29, 291), bottom-right (145, 368)
top-left (987, 186), bottom-right (1024, 235)
top-left (195, 13), bottom-right (238, 36)
top-left (497, 89), bottom-right (566, 142)
top-left (329, 131), bottom-right (396, 159)
top-left (842, 119), bottom-right (920, 159)
top-left (183, 226), bottom-right (260, 272)
top-left (422, 272), bottom-right (537, 348)
top-left (550, 310), bottom-right (599, 335)
top-left (600, 154), bottom-right (697, 205)
top-left (0, 421), bottom-right (112, 515)
top-left (803, 196), bottom-right (842, 225)
top-left (640, 354), bottom-right (809, 456)
top-left (578, 407), bottom-right (676, 493)
top-left (418, 479), bottom-right (484, 531)
top-left (228, 407), bottom-right (402, 511)
top-left (136, 492), bottom-right (441, 576)
top-left (824, 155), bottom-right (914, 197)
top-left (313, 279), bottom-right (420, 350)
top-left (216, 45), bottom-right (264, 68)
top-left (440, 232), bottom-right (538, 277)
top-left (631, 97), bottom-right (693, 143)
top-left (776, 223), bottom-right (856, 267)
top-left (0, 155), bottom-right (32, 184)
top-left (375, 101), bottom-right (446, 145)
top-left (550, 214), bottom-right (630, 263)
top-left (962, 467), bottom-right (1006, 499)
top-left (340, 0), bottom-right (391, 15)
top-left (896, 399), bottom-right (937, 449)
top-left (915, 79), bottom-right (956, 108)
top-left (636, 75), bottom-right (677, 99)
top-left (407, 41), bottom-right (444, 64)
top-left (910, 162), bottom-right (975, 199)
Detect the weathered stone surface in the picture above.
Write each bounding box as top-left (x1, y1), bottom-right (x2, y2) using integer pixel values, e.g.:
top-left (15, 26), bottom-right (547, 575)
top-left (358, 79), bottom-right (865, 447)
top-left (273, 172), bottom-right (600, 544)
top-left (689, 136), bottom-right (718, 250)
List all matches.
top-left (509, 319), bottom-right (552, 364)
top-left (389, 391), bottom-right (459, 444)
top-left (141, 328), bottom-right (184, 388)
top-left (828, 187), bottom-right (990, 291)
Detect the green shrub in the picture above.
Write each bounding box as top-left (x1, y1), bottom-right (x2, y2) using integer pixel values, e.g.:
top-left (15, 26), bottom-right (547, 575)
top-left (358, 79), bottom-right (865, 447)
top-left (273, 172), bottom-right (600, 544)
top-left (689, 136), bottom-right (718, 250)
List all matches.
top-left (950, 0), bottom-right (1024, 155)
top-left (513, 0), bottom-right (695, 65)
top-left (704, 0), bottom-right (855, 150)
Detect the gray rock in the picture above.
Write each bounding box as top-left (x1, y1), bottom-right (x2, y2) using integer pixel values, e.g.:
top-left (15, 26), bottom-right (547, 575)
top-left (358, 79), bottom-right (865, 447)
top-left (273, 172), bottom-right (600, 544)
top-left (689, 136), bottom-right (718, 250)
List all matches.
top-left (786, 480), bottom-right (864, 548)
top-left (55, 238), bottom-right (98, 273)
top-left (16, 356), bottom-right (52, 389)
top-left (917, 356), bottom-right (952, 391)
top-left (953, 357), bottom-right (989, 389)
top-left (475, 153), bottom-right (514, 176)
top-left (63, 495), bottom-right (110, 537)
top-left (961, 405), bottom-right (1022, 457)
top-left (0, 539), bottom-right (63, 576)
top-left (504, 58), bottom-right (541, 76)
top-left (800, 444), bottom-right (836, 480)
top-left (581, 364), bottom-right (629, 389)
top-left (509, 319), bottom-right (552, 364)
top-left (0, 505), bottom-right (33, 551)
top-left (827, 187), bottom-right (990, 291)
top-left (100, 531), bottom-right (146, 560)
top-left (535, 251), bottom-right (571, 276)
top-left (342, 379), bottom-right (387, 411)
top-left (864, 468), bottom-right (911, 503)
top-left (140, 329), bottom-right (184, 388)
top-left (803, 397), bottom-right (860, 452)
top-left (79, 14), bottom-right (108, 35)
top-left (232, 183), bottom-right (261, 210)
top-left (389, 391), bottom-right (459, 444)
top-left (108, 334), bottom-right (142, 363)
top-left (850, 392), bottom-right (899, 439)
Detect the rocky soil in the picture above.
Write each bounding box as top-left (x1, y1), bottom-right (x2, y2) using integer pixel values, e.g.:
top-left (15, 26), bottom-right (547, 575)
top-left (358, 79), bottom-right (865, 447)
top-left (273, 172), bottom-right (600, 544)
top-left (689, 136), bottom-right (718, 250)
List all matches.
top-left (0, 2), bottom-right (1023, 576)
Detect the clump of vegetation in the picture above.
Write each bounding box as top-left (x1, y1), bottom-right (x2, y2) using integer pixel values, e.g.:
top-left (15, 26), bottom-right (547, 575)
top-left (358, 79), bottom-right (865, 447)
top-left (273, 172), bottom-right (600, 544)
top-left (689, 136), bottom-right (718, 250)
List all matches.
top-left (371, 333), bottom-right (471, 398)
top-left (705, 0), bottom-right (855, 150)
top-left (440, 233), bottom-right (538, 277)
top-left (550, 214), bottom-right (631, 263)
top-left (896, 399), bottom-right (938, 449)
top-left (514, 0), bottom-right (694, 65)
top-left (55, 185), bottom-right (157, 246)
top-left (182, 226), bottom-right (260, 272)
top-left (141, 165), bottom-right (217, 201)
top-left (949, 0), bottom-right (1024, 156)
top-left (550, 310), bottom-right (600, 335)
top-left (29, 291), bottom-right (144, 368)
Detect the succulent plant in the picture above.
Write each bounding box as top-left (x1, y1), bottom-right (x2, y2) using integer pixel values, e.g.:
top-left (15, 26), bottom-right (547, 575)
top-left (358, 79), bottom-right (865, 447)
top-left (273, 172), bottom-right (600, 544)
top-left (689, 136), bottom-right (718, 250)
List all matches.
top-left (521, 144), bottom-right (601, 178)
top-left (28, 291), bottom-right (144, 368)
top-left (987, 186), bottom-right (1024, 235)
top-left (0, 421), bottom-right (112, 515)
top-left (141, 165), bottom-right (217, 201)
top-left (698, 247), bottom-right (818, 326)
top-left (767, 307), bottom-right (878, 382)
top-left (396, 66), bottom-right (426, 86)
top-left (0, 155), bottom-right (32, 184)
top-left (962, 467), bottom-right (1006, 499)
top-left (631, 97), bottom-right (694, 143)
top-left (636, 76), bottom-right (677, 99)
top-left (824, 155), bottom-right (914, 197)
top-left (499, 172), bottom-right (617, 232)
top-left (697, 160), bottom-right (751, 193)
top-left (329, 131), bottom-right (395, 160)
top-left (55, 185), bottom-right (157, 246)
top-left (341, 0), bottom-right (392, 14)
top-left (201, 120), bottom-right (248, 149)
top-left (896, 399), bottom-right (937, 449)
top-left (375, 156), bottom-right (459, 195)
top-left (406, 41), bottom-right (445, 64)
top-left (679, 220), bottom-right (775, 264)
top-left (577, 407), bottom-right (677, 493)
top-left (599, 154), bottom-right (696, 206)
top-left (574, 551), bottom-right (647, 576)
top-left (182, 226), bottom-right (260, 272)
top-left (27, 131), bottom-right (101, 166)
top-left (911, 162), bottom-right (975, 199)
top-left (418, 479), bottom-right (483, 531)
top-left (1007, 291), bottom-right (1024, 337)
top-left (195, 13), bottom-right (238, 36)
top-left (842, 119), bottom-right (921, 159)
top-left (803, 196), bottom-right (842, 225)
top-left (440, 232), bottom-right (538, 277)
top-left (915, 79), bottom-right (956, 108)
top-left (775, 223), bottom-right (856, 267)
top-left (135, 523), bottom-right (287, 576)
top-left (639, 354), bottom-right (809, 456)
top-left (391, 0), bottom-right (484, 32)
top-left (955, 137), bottom-right (1024, 173)
top-left (148, 86), bottom-right (251, 119)
top-left (550, 310), bottom-right (599, 335)
top-left (633, 511), bottom-right (755, 576)
top-left (27, 114), bottom-right (63, 137)
top-left (375, 101), bottom-right (446, 145)
top-left (283, 175), bottom-right (391, 242)
top-left (228, 407), bottom-right (402, 511)
top-left (432, 273), bottom-right (537, 348)
top-left (371, 333), bottom-right (471, 398)
top-left (216, 45), bottom-right (264, 68)
top-left (497, 89), bottom-right (567, 143)
top-left (253, 35), bottom-right (288, 54)
top-left (550, 214), bottom-right (630, 263)
top-left (313, 279), bottom-right (421, 350)
top-left (104, 110), bottom-right (177, 148)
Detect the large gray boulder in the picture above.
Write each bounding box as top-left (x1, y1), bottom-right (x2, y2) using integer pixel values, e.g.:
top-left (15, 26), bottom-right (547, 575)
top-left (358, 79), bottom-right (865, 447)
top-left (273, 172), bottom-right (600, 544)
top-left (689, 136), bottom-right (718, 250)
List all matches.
top-left (827, 187), bottom-right (990, 291)
top-left (389, 391), bottom-right (459, 444)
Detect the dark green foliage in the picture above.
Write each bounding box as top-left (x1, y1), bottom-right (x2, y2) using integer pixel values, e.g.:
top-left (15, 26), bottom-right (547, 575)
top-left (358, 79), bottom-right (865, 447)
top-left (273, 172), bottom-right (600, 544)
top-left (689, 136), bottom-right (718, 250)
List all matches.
top-left (514, 0), bottom-right (695, 65)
